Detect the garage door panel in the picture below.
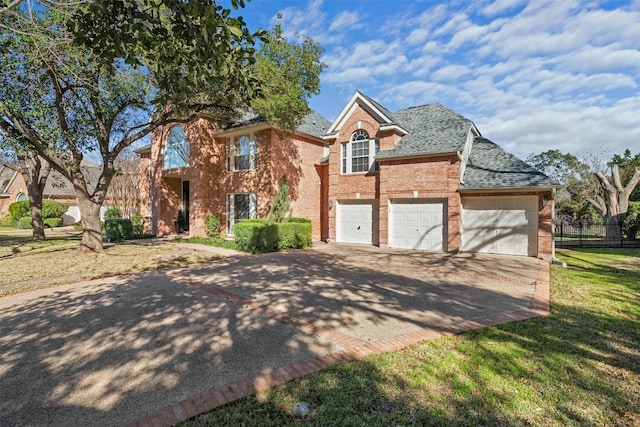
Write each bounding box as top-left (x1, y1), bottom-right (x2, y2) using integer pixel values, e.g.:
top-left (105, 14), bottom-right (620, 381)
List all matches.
top-left (389, 200), bottom-right (446, 251)
top-left (337, 201), bottom-right (376, 244)
top-left (462, 196), bottom-right (537, 256)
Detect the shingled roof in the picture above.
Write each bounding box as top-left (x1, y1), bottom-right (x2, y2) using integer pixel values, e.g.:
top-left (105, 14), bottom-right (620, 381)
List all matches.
top-left (461, 138), bottom-right (560, 190)
top-left (376, 103), bottom-right (473, 159)
top-left (224, 110), bottom-right (330, 139)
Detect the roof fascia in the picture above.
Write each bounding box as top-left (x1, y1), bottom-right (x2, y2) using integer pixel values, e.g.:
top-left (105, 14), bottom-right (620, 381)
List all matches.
top-left (459, 185), bottom-right (562, 193)
top-left (326, 91), bottom-right (406, 135)
top-left (376, 150), bottom-right (458, 162)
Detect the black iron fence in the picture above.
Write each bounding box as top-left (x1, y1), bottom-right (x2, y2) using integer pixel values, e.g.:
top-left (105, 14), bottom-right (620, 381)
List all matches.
top-left (555, 220), bottom-right (640, 248)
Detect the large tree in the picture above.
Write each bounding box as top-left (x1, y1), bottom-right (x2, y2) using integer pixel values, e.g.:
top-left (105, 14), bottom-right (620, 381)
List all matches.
top-left (1, 0), bottom-right (324, 251)
top-left (527, 149), bottom-right (640, 235)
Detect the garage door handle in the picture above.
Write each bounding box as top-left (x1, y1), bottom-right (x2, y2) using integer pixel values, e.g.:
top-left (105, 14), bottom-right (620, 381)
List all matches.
top-left (357, 226), bottom-right (361, 230)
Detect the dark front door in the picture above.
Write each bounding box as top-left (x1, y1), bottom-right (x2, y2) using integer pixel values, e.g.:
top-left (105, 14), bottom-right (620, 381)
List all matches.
top-left (182, 180), bottom-right (190, 232)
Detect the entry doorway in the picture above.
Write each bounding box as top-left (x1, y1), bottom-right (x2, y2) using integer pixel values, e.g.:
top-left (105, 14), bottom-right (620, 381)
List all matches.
top-left (182, 180), bottom-right (190, 232)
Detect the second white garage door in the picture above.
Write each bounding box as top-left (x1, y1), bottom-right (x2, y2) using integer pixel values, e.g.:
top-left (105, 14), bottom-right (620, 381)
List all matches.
top-left (336, 201), bottom-right (378, 244)
top-left (461, 196), bottom-right (538, 256)
top-left (389, 200), bottom-right (446, 251)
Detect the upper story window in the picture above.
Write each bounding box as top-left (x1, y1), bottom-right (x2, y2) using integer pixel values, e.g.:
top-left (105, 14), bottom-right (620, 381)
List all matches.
top-left (227, 133), bottom-right (258, 171)
top-left (163, 125), bottom-right (190, 169)
top-left (342, 129), bottom-right (380, 174)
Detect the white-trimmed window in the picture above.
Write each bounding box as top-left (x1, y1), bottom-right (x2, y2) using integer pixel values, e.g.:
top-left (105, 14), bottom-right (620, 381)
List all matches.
top-left (16, 192), bottom-right (27, 201)
top-left (163, 125), bottom-right (190, 169)
top-left (226, 193), bottom-right (257, 232)
top-left (227, 133), bottom-right (258, 171)
top-left (341, 130), bottom-right (380, 174)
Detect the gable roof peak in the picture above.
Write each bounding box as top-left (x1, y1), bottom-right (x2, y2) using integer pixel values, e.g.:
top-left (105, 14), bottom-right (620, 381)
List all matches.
top-left (326, 90), bottom-right (407, 136)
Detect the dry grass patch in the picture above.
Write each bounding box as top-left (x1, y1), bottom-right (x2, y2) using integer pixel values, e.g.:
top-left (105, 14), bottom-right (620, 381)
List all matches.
top-left (0, 229), bottom-right (224, 296)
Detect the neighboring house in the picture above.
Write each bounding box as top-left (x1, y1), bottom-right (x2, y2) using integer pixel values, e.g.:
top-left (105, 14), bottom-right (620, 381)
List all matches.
top-left (0, 162), bottom-right (108, 224)
top-left (140, 91), bottom-right (560, 258)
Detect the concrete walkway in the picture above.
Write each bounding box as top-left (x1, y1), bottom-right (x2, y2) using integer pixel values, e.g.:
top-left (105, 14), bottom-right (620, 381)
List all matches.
top-left (0, 244), bottom-right (549, 427)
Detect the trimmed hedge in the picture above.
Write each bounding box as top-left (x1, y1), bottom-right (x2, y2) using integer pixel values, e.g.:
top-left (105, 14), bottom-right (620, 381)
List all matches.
top-left (233, 217), bottom-right (312, 253)
top-left (44, 218), bottom-right (63, 228)
top-left (18, 216), bottom-right (32, 229)
top-left (104, 218), bottom-right (133, 241)
top-left (8, 200), bottom-right (68, 220)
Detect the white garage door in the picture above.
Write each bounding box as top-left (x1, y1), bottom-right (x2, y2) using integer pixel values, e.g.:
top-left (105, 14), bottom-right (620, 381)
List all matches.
top-left (389, 200), bottom-right (446, 251)
top-left (336, 201), bottom-right (377, 244)
top-left (462, 196), bottom-right (538, 256)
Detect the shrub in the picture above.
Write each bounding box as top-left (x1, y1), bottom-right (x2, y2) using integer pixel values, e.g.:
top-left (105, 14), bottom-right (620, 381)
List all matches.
top-left (277, 219), bottom-right (312, 250)
top-left (104, 207), bottom-right (123, 220)
top-left (0, 215), bottom-right (16, 227)
top-left (204, 214), bottom-right (221, 237)
top-left (623, 202), bottom-right (640, 240)
top-left (233, 218), bottom-right (312, 253)
top-left (233, 219), bottom-right (279, 253)
top-left (42, 201), bottom-right (68, 219)
top-left (131, 213), bottom-right (144, 234)
top-left (104, 218), bottom-right (132, 241)
top-left (18, 216), bottom-right (32, 229)
top-left (8, 200), bottom-right (30, 221)
top-left (267, 176), bottom-right (290, 223)
top-left (43, 218), bottom-right (63, 228)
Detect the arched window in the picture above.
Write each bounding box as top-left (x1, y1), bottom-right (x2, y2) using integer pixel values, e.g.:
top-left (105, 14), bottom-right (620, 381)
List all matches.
top-left (16, 192), bottom-right (27, 201)
top-left (341, 130), bottom-right (380, 174)
top-left (163, 126), bottom-right (190, 169)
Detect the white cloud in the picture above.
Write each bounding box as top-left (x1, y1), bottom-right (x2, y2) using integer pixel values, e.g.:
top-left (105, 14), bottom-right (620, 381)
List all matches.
top-left (328, 11), bottom-right (360, 32)
top-left (481, 0), bottom-right (526, 16)
top-left (431, 64), bottom-right (471, 81)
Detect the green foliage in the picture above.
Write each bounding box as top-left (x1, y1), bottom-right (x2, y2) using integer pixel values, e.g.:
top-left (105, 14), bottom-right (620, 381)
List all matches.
top-left (610, 149), bottom-right (640, 201)
top-left (42, 201), bottom-right (68, 219)
top-left (131, 212), bottom-right (144, 234)
top-left (251, 25), bottom-right (326, 130)
top-left (233, 218), bottom-right (311, 253)
top-left (18, 216), bottom-right (32, 229)
top-left (233, 219), bottom-right (278, 253)
top-left (8, 200), bottom-right (30, 221)
top-left (622, 202), bottom-right (640, 240)
top-left (204, 214), bottom-right (221, 238)
top-left (0, 215), bottom-right (15, 227)
top-left (104, 207), bottom-right (123, 220)
top-left (104, 218), bottom-right (132, 241)
top-left (277, 218), bottom-right (312, 250)
top-left (267, 176), bottom-right (290, 223)
top-left (43, 218), bottom-right (63, 228)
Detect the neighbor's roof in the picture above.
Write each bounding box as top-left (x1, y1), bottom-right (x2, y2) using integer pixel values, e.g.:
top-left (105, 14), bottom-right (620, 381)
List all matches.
top-left (376, 103), bottom-right (474, 159)
top-left (460, 138), bottom-right (561, 190)
top-left (0, 165), bottom-right (17, 196)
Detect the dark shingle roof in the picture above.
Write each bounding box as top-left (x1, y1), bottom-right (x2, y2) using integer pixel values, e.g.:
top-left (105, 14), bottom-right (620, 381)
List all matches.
top-left (224, 110), bottom-right (330, 139)
top-left (376, 104), bottom-right (473, 159)
top-left (0, 166), bottom-right (16, 195)
top-left (461, 138), bottom-right (560, 189)
top-left (296, 110), bottom-right (331, 138)
top-left (358, 92), bottom-right (400, 126)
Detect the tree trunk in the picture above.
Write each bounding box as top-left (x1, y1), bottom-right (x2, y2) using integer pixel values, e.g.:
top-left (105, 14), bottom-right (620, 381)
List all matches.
top-left (605, 214), bottom-right (622, 240)
top-left (28, 193), bottom-right (46, 241)
top-left (76, 191), bottom-right (104, 252)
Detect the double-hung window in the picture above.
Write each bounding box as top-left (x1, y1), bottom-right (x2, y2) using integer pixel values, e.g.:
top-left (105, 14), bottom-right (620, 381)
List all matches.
top-left (341, 130), bottom-right (380, 174)
top-left (163, 126), bottom-right (190, 169)
top-left (227, 133), bottom-right (258, 171)
top-left (226, 193), bottom-right (257, 232)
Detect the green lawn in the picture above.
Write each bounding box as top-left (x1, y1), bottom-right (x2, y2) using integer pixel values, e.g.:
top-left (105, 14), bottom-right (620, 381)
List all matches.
top-left (184, 248), bottom-right (640, 426)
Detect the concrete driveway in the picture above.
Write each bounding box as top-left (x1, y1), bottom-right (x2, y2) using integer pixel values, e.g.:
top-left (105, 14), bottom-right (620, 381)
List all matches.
top-left (0, 244), bottom-right (548, 427)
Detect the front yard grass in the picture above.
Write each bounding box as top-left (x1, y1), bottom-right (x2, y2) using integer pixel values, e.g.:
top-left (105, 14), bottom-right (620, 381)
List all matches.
top-left (0, 228), bottom-right (226, 296)
top-left (184, 248), bottom-right (640, 427)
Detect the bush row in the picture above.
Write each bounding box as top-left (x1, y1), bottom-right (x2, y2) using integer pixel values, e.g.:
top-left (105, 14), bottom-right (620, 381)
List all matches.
top-left (16, 216), bottom-right (64, 229)
top-left (8, 200), bottom-right (68, 221)
top-left (233, 218), bottom-right (312, 253)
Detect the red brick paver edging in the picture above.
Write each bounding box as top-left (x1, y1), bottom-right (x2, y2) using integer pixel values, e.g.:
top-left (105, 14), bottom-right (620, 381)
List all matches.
top-left (128, 259), bottom-right (551, 427)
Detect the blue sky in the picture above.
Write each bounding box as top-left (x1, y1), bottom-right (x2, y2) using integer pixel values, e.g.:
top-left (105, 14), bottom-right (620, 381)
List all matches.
top-left (240, 0), bottom-right (640, 160)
